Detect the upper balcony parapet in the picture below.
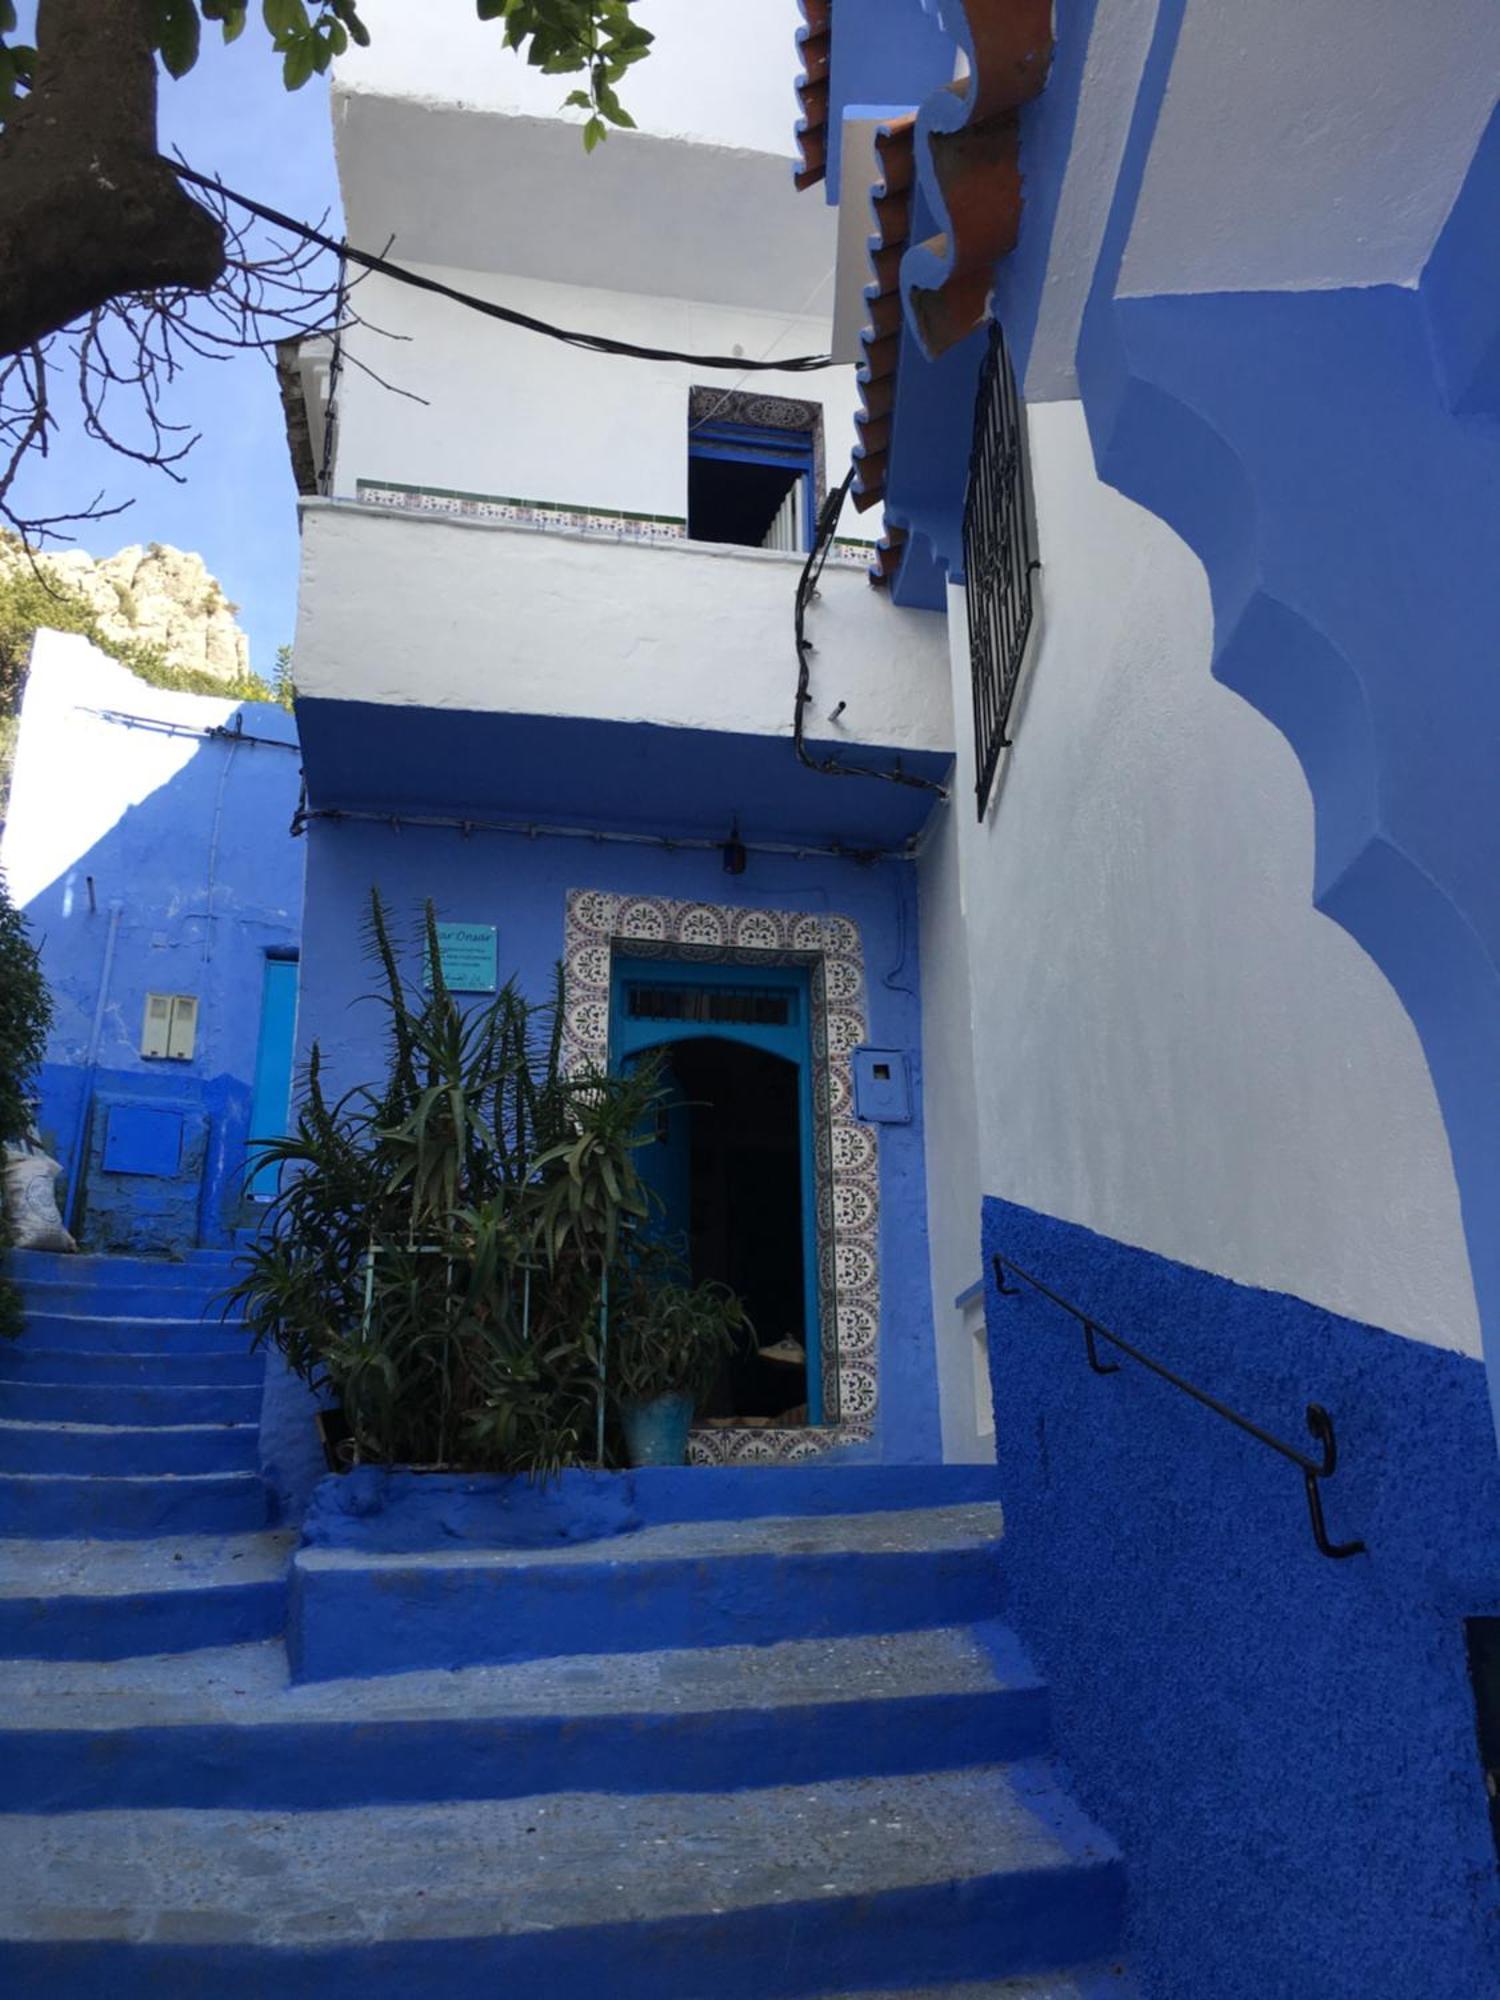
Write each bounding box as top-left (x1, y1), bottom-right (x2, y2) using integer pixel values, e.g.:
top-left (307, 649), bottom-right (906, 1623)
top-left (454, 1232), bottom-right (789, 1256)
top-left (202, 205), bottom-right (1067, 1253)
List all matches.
top-left (295, 495), bottom-right (952, 762)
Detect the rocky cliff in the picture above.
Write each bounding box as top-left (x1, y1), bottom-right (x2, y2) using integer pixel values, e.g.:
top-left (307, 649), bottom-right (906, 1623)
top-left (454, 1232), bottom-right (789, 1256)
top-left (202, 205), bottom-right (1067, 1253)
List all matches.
top-left (0, 539), bottom-right (251, 685)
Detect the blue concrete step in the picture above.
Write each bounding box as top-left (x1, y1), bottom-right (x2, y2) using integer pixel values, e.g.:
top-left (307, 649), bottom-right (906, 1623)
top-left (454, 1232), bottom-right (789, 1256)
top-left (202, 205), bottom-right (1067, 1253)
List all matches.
top-left (13, 1313), bottom-right (254, 1355)
top-left (16, 1279), bottom-right (243, 1320)
top-left (0, 1346), bottom-right (264, 1386)
top-left (0, 1532), bottom-right (293, 1659)
top-left (0, 1763), bottom-right (1125, 1997)
top-left (825, 1978), bottom-right (1136, 1998)
top-left (0, 1469), bottom-right (269, 1538)
top-left (8, 1250), bottom-right (242, 1279)
top-left (289, 1502), bottom-right (1005, 1680)
top-left (0, 1379), bottom-right (263, 1425)
top-left (0, 1622), bottom-right (1050, 1812)
top-left (0, 1419), bottom-right (260, 1477)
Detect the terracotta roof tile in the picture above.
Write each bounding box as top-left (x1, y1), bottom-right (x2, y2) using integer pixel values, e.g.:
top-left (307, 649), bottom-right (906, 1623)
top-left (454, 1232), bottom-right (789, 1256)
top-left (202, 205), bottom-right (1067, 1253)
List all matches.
top-left (851, 114), bottom-right (916, 532)
top-left (869, 522), bottom-right (908, 585)
top-left (796, 3), bottom-right (1052, 588)
top-left (906, 1), bottom-right (1053, 357)
top-left (794, 0), bottom-right (832, 192)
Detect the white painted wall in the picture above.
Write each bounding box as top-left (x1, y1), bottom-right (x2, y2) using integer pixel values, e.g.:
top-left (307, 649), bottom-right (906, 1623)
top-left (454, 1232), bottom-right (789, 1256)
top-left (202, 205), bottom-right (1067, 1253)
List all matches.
top-left (336, 0), bottom-right (805, 157)
top-left (936, 400), bottom-right (1479, 1357)
top-left (296, 501), bottom-right (951, 754)
top-left (333, 266), bottom-right (867, 541)
top-left (3, 635), bottom-right (291, 913)
top-left (917, 788), bottom-right (991, 1460)
top-left (1122, 0), bottom-right (1500, 296)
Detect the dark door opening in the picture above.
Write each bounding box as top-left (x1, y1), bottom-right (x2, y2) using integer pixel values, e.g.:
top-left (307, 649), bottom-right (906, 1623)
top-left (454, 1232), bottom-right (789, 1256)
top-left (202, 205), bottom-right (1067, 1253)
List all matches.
top-left (637, 1036), bottom-right (808, 1423)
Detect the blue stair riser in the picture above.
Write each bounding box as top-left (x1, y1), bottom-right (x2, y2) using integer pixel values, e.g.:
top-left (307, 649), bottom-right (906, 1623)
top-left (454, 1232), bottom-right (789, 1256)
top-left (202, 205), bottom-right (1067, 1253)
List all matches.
top-left (0, 1472), bottom-right (268, 1538)
top-left (0, 1687), bottom-right (1049, 1813)
top-left (0, 1380), bottom-right (263, 1425)
top-left (17, 1282), bottom-right (244, 1320)
top-left (6, 1251), bottom-right (242, 1282)
top-left (290, 1544), bottom-right (1004, 1681)
top-left (0, 1425), bottom-right (260, 1476)
top-left (0, 1864), bottom-right (1127, 1999)
top-left (0, 1348), bottom-right (264, 1386)
top-left (0, 1579), bottom-right (286, 1660)
top-left (16, 1315), bottom-right (255, 1355)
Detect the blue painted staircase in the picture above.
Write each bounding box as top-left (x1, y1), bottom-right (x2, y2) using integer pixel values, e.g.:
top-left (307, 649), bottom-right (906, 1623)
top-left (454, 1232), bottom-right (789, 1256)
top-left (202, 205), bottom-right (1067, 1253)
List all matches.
top-left (0, 1251), bottom-right (1134, 1999)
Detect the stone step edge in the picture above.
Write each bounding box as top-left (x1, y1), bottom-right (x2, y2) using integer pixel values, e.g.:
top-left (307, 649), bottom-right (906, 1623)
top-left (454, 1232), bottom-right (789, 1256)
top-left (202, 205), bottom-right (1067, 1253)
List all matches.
top-left (0, 1418), bottom-right (258, 1438)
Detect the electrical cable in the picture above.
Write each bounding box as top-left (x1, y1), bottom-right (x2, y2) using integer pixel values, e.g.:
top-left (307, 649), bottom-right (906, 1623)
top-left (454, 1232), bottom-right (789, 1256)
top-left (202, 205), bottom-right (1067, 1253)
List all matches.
top-left (172, 161), bottom-right (837, 374)
top-left (293, 802), bottom-right (909, 862)
top-left (793, 470), bottom-right (948, 800)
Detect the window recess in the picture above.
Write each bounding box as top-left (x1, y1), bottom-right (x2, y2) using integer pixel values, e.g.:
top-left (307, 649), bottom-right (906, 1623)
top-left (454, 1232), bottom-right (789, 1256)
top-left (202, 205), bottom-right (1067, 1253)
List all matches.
top-left (688, 418), bottom-right (817, 552)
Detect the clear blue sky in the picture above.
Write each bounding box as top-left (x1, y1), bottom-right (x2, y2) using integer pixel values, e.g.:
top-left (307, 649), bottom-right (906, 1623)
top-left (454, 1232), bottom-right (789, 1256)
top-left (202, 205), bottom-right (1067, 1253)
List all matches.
top-left (8, 12), bottom-right (342, 678)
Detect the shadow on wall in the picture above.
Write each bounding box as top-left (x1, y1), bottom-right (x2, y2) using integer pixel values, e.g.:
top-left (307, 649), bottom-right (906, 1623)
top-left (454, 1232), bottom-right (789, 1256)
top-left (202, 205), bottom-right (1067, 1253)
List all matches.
top-left (1, 638), bottom-right (303, 1254)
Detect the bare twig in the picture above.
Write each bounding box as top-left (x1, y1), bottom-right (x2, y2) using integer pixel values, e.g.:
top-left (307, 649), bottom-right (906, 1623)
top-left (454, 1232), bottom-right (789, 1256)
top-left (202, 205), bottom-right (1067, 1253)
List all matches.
top-left (1, 172), bottom-right (366, 546)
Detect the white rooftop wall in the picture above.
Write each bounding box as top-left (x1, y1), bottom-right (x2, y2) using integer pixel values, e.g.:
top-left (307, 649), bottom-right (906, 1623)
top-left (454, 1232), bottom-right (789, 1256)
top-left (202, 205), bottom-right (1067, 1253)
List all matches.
top-left (335, 0), bottom-right (804, 155)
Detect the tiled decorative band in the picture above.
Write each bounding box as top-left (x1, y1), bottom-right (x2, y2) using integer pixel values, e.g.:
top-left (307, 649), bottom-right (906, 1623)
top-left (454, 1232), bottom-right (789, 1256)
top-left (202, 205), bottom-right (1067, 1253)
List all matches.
top-left (355, 480), bottom-right (873, 566)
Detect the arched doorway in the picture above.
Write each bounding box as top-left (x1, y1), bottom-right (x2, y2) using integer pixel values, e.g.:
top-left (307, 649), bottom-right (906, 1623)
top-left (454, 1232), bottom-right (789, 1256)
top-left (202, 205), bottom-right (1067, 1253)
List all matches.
top-left (611, 960), bottom-right (821, 1426)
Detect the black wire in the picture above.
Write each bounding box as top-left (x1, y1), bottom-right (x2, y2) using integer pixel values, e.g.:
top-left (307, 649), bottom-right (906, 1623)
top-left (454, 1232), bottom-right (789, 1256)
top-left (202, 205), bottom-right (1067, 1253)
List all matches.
top-left (173, 161), bottom-right (837, 374)
top-left (793, 472), bottom-right (948, 799)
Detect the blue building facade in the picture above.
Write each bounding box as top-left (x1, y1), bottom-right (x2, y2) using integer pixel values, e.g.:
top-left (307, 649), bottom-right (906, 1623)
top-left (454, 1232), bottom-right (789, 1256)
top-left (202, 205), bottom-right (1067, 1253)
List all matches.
top-left (2, 632), bottom-right (304, 1254)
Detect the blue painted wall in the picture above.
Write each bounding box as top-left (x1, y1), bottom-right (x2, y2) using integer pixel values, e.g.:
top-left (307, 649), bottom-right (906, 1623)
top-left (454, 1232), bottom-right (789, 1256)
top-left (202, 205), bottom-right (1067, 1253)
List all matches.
top-left (4, 643), bottom-right (304, 1250)
top-left (983, 1194), bottom-right (1500, 2000)
top-left (297, 813), bottom-right (943, 1463)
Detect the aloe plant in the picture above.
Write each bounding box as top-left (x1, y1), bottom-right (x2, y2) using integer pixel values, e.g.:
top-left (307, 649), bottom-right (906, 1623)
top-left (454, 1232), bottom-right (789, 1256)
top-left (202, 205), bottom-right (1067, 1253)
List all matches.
top-left (227, 891), bottom-right (666, 1477)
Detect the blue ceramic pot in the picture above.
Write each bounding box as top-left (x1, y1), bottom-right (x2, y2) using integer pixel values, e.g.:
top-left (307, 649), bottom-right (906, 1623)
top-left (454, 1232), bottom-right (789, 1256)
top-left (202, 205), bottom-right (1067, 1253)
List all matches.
top-left (621, 1392), bottom-right (695, 1467)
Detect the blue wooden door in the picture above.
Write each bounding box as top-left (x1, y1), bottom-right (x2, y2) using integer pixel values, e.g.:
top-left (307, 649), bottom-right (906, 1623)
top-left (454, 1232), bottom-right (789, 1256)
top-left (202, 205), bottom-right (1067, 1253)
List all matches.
top-left (246, 956), bottom-right (299, 1200)
top-left (610, 959), bottom-right (822, 1424)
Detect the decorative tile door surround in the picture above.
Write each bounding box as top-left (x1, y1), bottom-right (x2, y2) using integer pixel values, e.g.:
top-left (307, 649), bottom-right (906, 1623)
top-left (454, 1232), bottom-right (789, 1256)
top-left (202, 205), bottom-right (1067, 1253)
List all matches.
top-left (563, 889), bottom-right (881, 1462)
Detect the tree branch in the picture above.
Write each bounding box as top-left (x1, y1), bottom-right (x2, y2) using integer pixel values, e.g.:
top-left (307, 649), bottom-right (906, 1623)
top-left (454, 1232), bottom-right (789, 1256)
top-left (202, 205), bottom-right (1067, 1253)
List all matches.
top-left (0, 0), bottom-right (226, 358)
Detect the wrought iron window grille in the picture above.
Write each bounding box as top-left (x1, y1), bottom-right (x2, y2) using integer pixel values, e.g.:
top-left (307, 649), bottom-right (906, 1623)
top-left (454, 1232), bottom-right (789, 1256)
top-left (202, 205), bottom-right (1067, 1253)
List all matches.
top-left (963, 323), bottom-right (1039, 818)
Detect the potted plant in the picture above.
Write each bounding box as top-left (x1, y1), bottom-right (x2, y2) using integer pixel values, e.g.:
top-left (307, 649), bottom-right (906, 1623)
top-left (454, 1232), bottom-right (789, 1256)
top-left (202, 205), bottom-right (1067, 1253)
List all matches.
top-left (612, 1275), bottom-right (752, 1466)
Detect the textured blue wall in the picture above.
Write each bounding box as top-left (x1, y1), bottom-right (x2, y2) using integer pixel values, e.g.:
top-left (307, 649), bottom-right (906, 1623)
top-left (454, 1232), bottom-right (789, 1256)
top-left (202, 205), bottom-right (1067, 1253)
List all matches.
top-left (17, 690), bottom-right (303, 1249)
top-left (983, 1194), bottom-right (1500, 2000)
top-left (298, 814), bottom-right (942, 1463)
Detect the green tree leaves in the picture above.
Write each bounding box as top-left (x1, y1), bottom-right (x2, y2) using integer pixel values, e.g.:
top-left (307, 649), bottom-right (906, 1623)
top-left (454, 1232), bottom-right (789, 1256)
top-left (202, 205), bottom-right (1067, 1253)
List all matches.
top-left (128, 1), bottom-right (652, 132)
top-left (2, 3), bottom-right (650, 142)
top-left (0, 1), bottom-right (36, 115)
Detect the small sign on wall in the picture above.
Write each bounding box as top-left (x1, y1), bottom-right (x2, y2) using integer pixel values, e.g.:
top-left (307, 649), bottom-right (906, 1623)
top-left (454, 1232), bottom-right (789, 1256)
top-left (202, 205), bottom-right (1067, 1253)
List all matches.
top-left (427, 922), bottom-right (498, 994)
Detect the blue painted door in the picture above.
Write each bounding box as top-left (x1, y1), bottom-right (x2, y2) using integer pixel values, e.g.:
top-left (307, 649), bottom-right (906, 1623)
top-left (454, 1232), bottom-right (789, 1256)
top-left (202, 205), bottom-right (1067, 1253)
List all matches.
top-left (610, 959), bottom-right (822, 1425)
top-left (246, 956), bottom-right (299, 1200)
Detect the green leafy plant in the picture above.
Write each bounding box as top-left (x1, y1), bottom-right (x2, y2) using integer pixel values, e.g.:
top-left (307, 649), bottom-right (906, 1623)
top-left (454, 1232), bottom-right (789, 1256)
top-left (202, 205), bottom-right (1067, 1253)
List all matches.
top-left (2, 3), bottom-right (652, 135)
top-left (0, 865), bottom-right (51, 1338)
top-left (227, 890), bottom-right (666, 1476)
top-left (612, 1265), bottom-right (753, 1409)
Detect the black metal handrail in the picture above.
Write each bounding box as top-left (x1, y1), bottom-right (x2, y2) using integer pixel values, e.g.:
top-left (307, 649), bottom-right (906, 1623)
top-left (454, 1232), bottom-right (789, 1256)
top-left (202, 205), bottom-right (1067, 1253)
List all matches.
top-left (991, 1251), bottom-right (1367, 1561)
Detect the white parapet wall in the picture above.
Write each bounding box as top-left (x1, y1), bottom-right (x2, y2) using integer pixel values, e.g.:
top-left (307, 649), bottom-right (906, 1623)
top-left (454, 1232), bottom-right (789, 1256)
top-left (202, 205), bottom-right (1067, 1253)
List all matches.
top-left (920, 398), bottom-right (1479, 1372)
top-left (295, 498), bottom-right (951, 756)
